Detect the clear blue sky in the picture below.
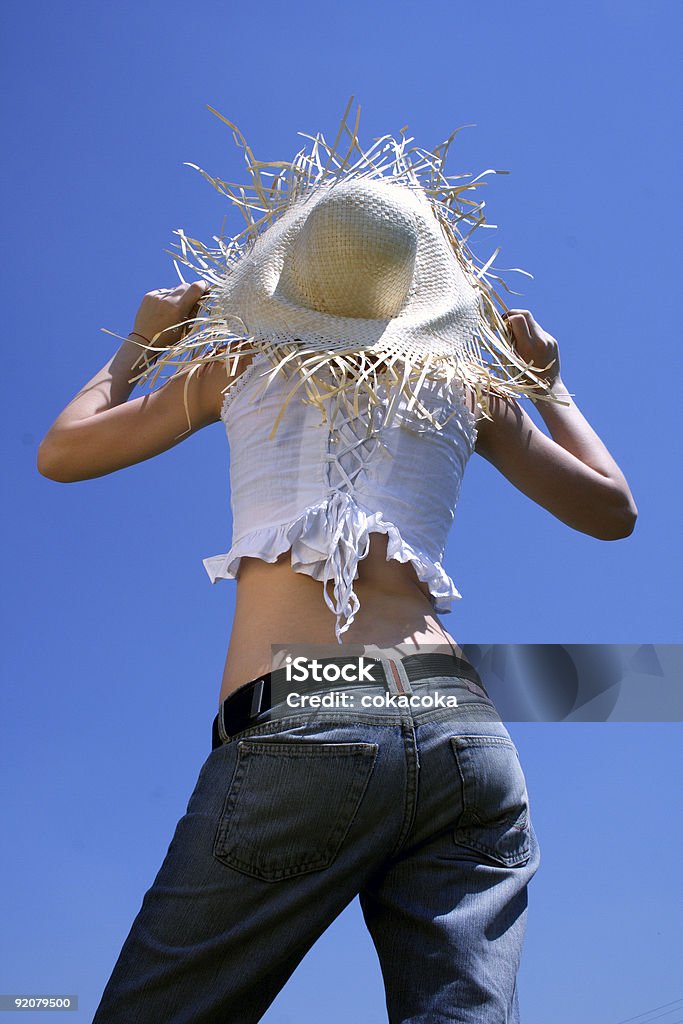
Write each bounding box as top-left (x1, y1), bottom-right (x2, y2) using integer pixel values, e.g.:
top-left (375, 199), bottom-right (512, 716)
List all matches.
top-left (3, 1), bottom-right (682, 1022)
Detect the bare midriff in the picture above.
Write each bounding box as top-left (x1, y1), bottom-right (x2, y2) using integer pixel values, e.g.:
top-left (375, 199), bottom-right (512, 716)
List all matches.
top-left (218, 531), bottom-right (463, 705)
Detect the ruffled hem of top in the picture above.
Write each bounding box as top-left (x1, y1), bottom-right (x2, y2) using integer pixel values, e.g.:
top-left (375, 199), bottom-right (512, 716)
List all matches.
top-left (202, 491), bottom-right (462, 645)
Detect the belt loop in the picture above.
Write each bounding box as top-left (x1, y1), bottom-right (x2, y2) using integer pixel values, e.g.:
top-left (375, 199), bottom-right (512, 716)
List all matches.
top-left (218, 700), bottom-right (230, 744)
top-left (380, 656), bottom-right (414, 696)
top-left (250, 678), bottom-right (265, 717)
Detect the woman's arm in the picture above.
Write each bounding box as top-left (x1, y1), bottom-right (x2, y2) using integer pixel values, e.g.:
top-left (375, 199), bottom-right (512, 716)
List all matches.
top-left (37, 282), bottom-right (234, 483)
top-left (473, 309), bottom-right (638, 541)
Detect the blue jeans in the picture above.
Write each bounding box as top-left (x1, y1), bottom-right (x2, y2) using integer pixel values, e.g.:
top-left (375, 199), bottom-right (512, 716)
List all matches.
top-left (92, 675), bottom-right (541, 1023)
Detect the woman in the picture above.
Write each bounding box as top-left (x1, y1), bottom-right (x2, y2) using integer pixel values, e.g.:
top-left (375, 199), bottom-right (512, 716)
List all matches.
top-left (37, 112), bottom-right (637, 1024)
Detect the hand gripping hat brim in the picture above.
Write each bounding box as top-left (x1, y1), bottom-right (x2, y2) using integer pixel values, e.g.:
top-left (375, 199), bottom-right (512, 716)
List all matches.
top-left (128, 99), bottom-right (562, 437)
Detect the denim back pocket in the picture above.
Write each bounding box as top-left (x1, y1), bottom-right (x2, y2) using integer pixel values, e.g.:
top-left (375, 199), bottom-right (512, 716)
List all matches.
top-left (213, 738), bottom-right (379, 881)
top-left (449, 735), bottom-right (531, 867)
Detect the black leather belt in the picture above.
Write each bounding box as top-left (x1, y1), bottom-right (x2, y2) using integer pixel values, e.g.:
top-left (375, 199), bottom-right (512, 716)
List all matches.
top-left (211, 652), bottom-right (489, 750)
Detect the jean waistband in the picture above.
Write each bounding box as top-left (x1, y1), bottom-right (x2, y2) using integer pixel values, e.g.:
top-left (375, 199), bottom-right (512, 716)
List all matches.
top-left (212, 653), bottom-right (495, 750)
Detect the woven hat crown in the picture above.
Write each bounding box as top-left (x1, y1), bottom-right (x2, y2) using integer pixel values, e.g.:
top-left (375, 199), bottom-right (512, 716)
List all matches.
top-left (279, 180), bottom-right (419, 320)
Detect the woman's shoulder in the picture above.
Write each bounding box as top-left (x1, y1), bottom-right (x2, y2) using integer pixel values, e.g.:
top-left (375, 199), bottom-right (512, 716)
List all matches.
top-left (460, 381), bottom-right (524, 457)
top-left (195, 347), bottom-right (259, 422)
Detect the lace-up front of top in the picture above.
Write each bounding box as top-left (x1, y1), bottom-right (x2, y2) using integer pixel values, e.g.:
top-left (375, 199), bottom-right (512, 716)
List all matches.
top-left (202, 353), bottom-right (478, 643)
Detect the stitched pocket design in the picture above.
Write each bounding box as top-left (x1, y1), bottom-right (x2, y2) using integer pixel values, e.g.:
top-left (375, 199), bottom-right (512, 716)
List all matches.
top-left (213, 738), bottom-right (378, 881)
top-left (450, 735), bottom-right (531, 867)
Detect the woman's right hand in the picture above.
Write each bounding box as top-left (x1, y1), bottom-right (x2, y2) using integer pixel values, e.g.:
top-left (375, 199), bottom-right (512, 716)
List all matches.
top-left (131, 281), bottom-right (209, 354)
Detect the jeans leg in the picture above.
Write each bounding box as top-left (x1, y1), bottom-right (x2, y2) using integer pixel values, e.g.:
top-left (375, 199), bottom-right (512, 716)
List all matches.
top-left (92, 715), bottom-right (407, 1024)
top-left (358, 710), bottom-right (542, 1024)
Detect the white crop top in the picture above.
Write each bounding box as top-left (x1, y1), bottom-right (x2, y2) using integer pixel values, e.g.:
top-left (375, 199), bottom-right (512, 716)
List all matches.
top-left (202, 352), bottom-right (478, 643)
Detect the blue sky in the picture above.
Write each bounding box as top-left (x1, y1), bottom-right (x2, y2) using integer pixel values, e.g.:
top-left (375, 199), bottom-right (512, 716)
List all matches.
top-left (3, 1), bottom-right (682, 1021)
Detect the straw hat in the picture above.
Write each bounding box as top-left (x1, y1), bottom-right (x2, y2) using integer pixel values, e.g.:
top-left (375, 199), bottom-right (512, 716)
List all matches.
top-left (125, 99), bottom-right (562, 436)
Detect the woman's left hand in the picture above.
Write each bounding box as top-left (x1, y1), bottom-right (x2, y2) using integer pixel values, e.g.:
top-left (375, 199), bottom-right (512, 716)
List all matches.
top-left (502, 309), bottom-right (562, 389)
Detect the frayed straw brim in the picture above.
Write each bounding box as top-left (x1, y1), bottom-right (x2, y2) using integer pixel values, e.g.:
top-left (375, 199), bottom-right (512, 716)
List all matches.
top-left (106, 98), bottom-right (566, 438)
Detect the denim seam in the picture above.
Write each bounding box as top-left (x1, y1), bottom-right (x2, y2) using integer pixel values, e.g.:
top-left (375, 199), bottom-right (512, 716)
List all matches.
top-left (411, 702), bottom-right (502, 730)
top-left (219, 711), bottom-right (420, 744)
top-left (386, 718), bottom-right (420, 860)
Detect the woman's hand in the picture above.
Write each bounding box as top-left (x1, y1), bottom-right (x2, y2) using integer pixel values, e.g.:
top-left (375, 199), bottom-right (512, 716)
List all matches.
top-left (132, 280), bottom-right (210, 358)
top-left (502, 309), bottom-right (561, 389)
